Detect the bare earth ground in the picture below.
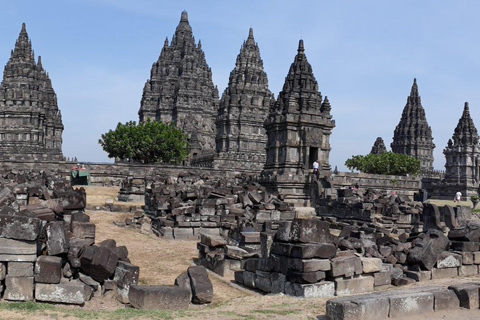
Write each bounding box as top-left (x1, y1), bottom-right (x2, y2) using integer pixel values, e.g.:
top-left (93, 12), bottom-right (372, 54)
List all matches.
top-left (1, 187), bottom-right (480, 319)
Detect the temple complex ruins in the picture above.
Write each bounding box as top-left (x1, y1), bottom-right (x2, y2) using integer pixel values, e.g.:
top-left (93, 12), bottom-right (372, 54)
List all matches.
top-left (0, 23), bottom-right (64, 161)
top-left (391, 78), bottom-right (435, 171)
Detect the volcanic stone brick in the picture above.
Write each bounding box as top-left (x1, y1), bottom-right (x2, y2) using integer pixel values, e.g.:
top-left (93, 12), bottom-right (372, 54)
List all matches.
top-left (80, 246), bottom-right (119, 282)
top-left (288, 258), bottom-right (330, 272)
top-left (459, 251), bottom-right (474, 265)
top-left (234, 270), bottom-right (244, 285)
top-left (128, 285), bottom-right (190, 310)
top-left (290, 243), bottom-right (336, 259)
top-left (71, 221), bottom-right (95, 240)
top-left (114, 261), bottom-right (140, 289)
top-left (436, 251), bottom-right (462, 268)
top-left (433, 289), bottom-right (460, 311)
top-left (330, 256), bottom-right (363, 278)
top-left (404, 270), bottom-right (431, 282)
top-left (0, 215), bottom-right (42, 241)
top-left (8, 262), bottom-right (33, 277)
top-left (0, 262), bottom-right (5, 280)
top-left (335, 275), bottom-right (374, 296)
top-left (271, 242), bottom-right (293, 256)
top-left (4, 275), bottom-right (34, 301)
top-left (0, 238), bottom-right (37, 255)
top-left (459, 265), bottom-right (479, 277)
top-left (260, 232), bottom-right (275, 258)
top-left (287, 270), bottom-right (325, 284)
top-left (46, 221), bottom-right (68, 255)
top-left (271, 272), bottom-right (286, 294)
top-left (326, 294), bottom-right (390, 320)
top-left (255, 271), bottom-right (271, 293)
top-left (288, 219), bottom-right (333, 243)
top-left (407, 229), bottom-right (449, 270)
top-left (35, 281), bottom-right (86, 305)
top-left (360, 257), bottom-right (382, 273)
top-left (389, 292), bottom-right (434, 317)
top-left (448, 283), bottom-right (480, 309)
top-left (35, 256), bottom-right (62, 283)
top-left (175, 272), bottom-right (192, 298)
top-left (242, 271), bottom-right (256, 288)
top-left (450, 241), bottom-right (480, 252)
top-left (285, 281), bottom-right (335, 298)
top-left (431, 267), bottom-right (458, 279)
top-left (474, 251), bottom-right (480, 264)
top-left (374, 270), bottom-right (392, 286)
top-left (187, 266), bottom-right (213, 304)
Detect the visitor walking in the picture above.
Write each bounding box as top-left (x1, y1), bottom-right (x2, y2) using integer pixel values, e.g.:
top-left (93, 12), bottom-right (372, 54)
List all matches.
top-left (454, 190), bottom-right (462, 204)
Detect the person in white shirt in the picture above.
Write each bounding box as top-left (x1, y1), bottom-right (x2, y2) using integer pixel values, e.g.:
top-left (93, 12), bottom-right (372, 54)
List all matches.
top-left (313, 160), bottom-right (319, 179)
top-left (455, 190), bottom-right (462, 203)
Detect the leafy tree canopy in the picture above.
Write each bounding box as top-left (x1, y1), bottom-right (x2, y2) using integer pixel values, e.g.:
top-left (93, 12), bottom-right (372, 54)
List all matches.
top-left (345, 152), bottom-right (421, 176)
top-left (99, 119), bottom-right (189, 164)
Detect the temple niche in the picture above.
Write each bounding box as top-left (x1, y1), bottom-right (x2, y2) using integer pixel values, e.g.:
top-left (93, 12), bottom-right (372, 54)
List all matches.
top-left (391, 78), bottom-right (435, 171)
top-left (0, 23), bottom-right (64, 161)
top-left (214, 28), bottom-right (275, 172)
top-left (138, 11), bottom-right (219, 162)
top-left (261, 40), bottom-right (335, 204)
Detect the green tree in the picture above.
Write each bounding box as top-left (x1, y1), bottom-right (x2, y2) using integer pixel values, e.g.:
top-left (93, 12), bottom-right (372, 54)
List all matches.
top-left (99, 119), bottom-right (189, 164)
top-left (345, 152), bottom-right (421, 176)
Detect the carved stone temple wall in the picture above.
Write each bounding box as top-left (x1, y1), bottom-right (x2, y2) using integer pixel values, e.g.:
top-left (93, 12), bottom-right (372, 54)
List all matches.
top-left (0, 23), bottom-right (64, 161)
top-left (261, 40), bottom-right (335, 204)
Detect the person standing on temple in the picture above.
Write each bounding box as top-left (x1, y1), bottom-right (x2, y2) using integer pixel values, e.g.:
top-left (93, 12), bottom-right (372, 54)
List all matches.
top-left (313, 159), bottom-right (319, 179)
top-left (454, 190), bottom-right (462, 204)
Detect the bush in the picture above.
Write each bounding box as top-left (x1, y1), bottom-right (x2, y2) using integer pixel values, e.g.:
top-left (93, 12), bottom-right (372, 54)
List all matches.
top-left (99, 119), bottom-right (189, 164)
top-left (345, 152), bottom-right (421, 176)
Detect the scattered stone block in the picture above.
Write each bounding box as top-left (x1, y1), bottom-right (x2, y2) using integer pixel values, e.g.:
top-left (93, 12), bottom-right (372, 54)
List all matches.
top-left (0, 215), bottom-right (42, 241)
top-left (35, 255), bottom-right (62, 284)
top-left (285, 281), bottom-right (335, 298)
top-left (431, 267), bottom-right (458, 279)
top-left (360, 257), bottom-right (382, 273)
top-left (0, 238), bottom-right (37, 255)
top-left (458, 265), bottom-right (478, 277)
top-left (0, 261), bottom-right (5, 280)
top-left (35, 281), bottom-right (86, 305)
top-left (187, 266), bottom-right (213, 304)
top-left (374, 270), bottom-right (392, 286)
top-left (4, 275), bottom-right (34, 301)
top-left (80, 246), bottom-right (119, 282)
top-left (290, 243), bottom-right (337, 259)
top-left (129, 285), bottom-right (190, 310)
top-left (335, 275), bottom-right (374, 296)
top-left (448, 283), bottom-right (480, 309)
top-left (330, 256), bottom-right (363, 278)
top-left (433, 289), bottom-right (460, 311)
top-left (46, 221), bottom-right (68, 255)
top-left (407, 229), bottom-right (449, 270)
top-left (71, 221), bottom-right (95, 240)
top-left (326, 293), bottom-right (390, 320)
top-left (436, 251), bottom-right (462, 268)
top-left (389, 292), bottom-right (434, 317)
top-left (288, 219), bottom-right (333, 243)
top-left (114, 261), bottom-right (140, 303)
top-left (288, 258), bottom-right (330, 272)
top-left (8, 262), bottom-right (33, 277)
top-left (404, 270), bottom-right (431, 282)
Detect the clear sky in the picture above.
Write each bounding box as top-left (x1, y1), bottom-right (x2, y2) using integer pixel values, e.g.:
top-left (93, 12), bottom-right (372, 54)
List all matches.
top-left (1, 1), bottom-right (479, 171)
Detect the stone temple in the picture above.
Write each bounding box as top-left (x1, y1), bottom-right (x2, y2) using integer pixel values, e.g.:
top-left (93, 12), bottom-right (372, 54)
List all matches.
top-left (214, 28), bottom-right (275, 172)
top-left (0, 23), bottom-right (64, 161)
top-left (391, 78), bottom-right (435, 171)
top-left (262, 40), bottom-right (335, 203)
top-left (138, 11), bottom-right (219, 161)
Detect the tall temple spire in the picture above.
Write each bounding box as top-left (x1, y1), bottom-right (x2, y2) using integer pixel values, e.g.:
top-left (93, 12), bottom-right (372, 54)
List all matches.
top-left (0, 23), bottom-right (64, 161)
top-left (214, 28), bottom-right (274, 172)
top-left (262, 40), bottom-right (335, 203)
top-left (391, 78), bottom-right (435, 171)
top-left (443, 102), bottom-right (480, 188)
top-left (138, 11), bottom-right (219, 162)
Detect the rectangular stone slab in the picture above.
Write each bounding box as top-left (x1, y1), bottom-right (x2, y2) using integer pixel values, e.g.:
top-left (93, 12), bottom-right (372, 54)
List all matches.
top-left (35, 282), bottom-right (86, 305)
top-left (326, 294), bottom-right (390, 320)
top-left (0, 215), bottom-right (41, 241)
top-left (4, 276), bottom-right (34, 301)
top-left (129, 285), bottom-right (190, 310)
top-left (389, 292), bottom-right (434, 317)
top-left (0, 238), bottom-right (37, 254)
top-left (0, 254), bottom-right (37, 262)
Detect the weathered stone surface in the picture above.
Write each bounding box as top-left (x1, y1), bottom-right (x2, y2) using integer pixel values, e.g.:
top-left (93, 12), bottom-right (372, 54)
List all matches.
top-left (0, 261), bottom-right (5, 280)
top-left (431, 267), bottom-right (458, 279)
top-left (330, 256), bottom-right (363, 278)
top-left (288, 258), bottom-right (330, 272)
top-left (129, 285), bottom-right (190, 310)
top-left (326, 294), bottom-right (390, 320)
top-left (290, 243), bottom-right (337, 259)
top-left (360, 257), bottom-right (382, 273)
top-left (285, 281), bottom-right (334, 298)
top-left (0, 215), bottom-right (41, 241)
top-left (35, 282), bottom-right (86, 305)
top-left (0, 238), bottom-right (37, 255)
top-left (71, 221), bottom-right (95, 240)
top-left (187, 266), bottom-right (213, 304)
top-left (407, 229), bottom-right (449, 270)
top-left (448, 283), bottom-right (480, 309)
top-left (288, 219), bottom-right (333, 243)
top-left (335, 275), bottom-right (374, 296)
top-left (0, 254), bottom-right (37, 262)
top-left (8, 262), bottom-right (33, 277)
top-left (458, 265), bottom-right (478, 277)
top-left (433, 289), bottom-right (460, 311)
top-left (114, 261), bottom-right (140, 304)
top-left (4, 275), bottom-right (34, 301)
top-left (389, 292), bottom-right (434, 317)
top-left (404, 270), bottom-right (431, 282)
top-left (35, 255), bottom-right (62, 283)
top-left (436, 251), bottom-right (462, 268)
top-left (46, 221), bottom-right (68, 255)
top-left (80, 245), bottom-right (119, 282)
top-left (287, 270), bottom-right (325, 284)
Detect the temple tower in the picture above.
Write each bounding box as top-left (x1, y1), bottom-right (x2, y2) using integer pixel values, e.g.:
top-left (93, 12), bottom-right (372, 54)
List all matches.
top-left (0, 23), bottom-right (64, 161)
top-left (370, 137), bottom-right (387, 154)
top-left (138, 11), bottom-right (219, 160)
top-left (391, 78), bottom-right (435, 171)
top-left (443, 102), bottom-right (480, 192)
top-left (262, 40), bottom-right (335, 203)
top-left (214, 28), bottom-right (275, 172)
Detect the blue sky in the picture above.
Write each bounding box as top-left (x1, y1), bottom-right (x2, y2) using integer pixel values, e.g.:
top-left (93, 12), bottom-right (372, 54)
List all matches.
top-left (1, 1), bottom-right (480, 171)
